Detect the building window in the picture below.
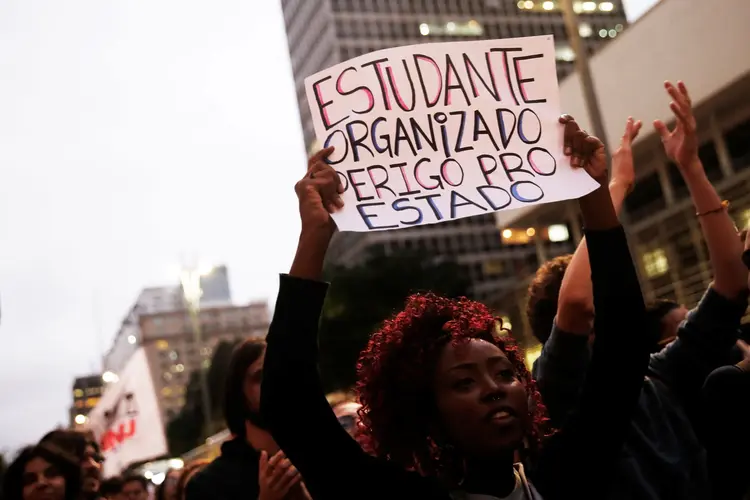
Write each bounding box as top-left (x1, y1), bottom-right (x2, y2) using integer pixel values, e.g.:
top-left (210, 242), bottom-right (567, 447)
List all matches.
top-left (738, 209), bottom-right (750, 230)
top-left (161, 387), bottom-right (173, 397)
top-left (643, 249), bottom-right (669, 278)
top-left (156, 340), bottom-right (169, 350)
top-left (73, 389), bottom-right (84, 398)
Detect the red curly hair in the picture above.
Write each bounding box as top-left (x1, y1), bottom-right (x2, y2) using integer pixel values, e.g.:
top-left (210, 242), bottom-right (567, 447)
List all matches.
top-left (355, 292), bottom-right (550, 485)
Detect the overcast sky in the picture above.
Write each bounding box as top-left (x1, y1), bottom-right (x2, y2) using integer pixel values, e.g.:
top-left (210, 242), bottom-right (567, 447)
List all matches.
top-left (0, 0), bottom-right (657, 455)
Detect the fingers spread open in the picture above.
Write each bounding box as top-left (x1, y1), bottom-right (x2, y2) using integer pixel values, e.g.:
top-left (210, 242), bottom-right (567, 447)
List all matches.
top-left (653, 119), bottom-right (670, 140)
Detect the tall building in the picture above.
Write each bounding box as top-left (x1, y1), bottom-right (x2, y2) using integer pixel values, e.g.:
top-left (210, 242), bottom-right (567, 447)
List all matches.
top-left (491, 0), bottom-right (750, 343)
top-left (99, 265), bottom-right (270, 426)
top-left (102, 265), bottom-right (233, 375)
top-left (70, 374), bottom-right (104, 429)
top-left (139, 302), bottom-right (269, 424)
top-left (281, 0), bottom-right (627, 301)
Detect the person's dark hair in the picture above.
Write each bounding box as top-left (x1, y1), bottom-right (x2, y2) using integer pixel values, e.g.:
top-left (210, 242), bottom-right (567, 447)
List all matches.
top-left (526, 254), bottom-right (573, 344)
top-left (224, 339), bottom-right (267, 437)
top-left (99, 476), bottom-right (124, 497)
top-left (122, 474), bottom-right (148, 491)
top-left (2, 443), bottom-right (81, 500)
top-left (645, 299), bottom-right (680, 327)
top-left (39, 429), bottom-right (99, 462)
top-left (355, 292), bottom-right (550, 485)
top-left (175, 460), bottom-right (210, 500)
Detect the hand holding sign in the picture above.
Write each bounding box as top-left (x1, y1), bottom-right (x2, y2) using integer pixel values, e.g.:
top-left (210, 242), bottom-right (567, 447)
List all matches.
top-left (305, 36), bottom-right (599, 232)
top-left (559, 115), bottom-right (606, 181)
top-left (295, 147), bottom-right (344, 235)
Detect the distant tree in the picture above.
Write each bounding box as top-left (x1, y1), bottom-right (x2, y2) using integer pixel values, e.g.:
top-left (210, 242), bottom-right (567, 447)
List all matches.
top-left (317, 248), bottom-right (471, 393)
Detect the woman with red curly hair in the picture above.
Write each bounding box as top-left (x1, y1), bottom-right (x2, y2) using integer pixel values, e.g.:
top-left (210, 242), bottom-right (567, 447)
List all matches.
top-left (261, 116), bottom-right (651, 499)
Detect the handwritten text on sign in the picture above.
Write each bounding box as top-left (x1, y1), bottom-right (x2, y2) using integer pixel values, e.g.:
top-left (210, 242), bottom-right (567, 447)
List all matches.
top-left (305, 36), bottom-right (598, 232)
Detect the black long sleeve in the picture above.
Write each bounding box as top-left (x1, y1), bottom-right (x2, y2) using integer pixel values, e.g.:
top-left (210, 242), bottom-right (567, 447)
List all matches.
top-left (533, 226), bottom-right (652, 498)
top-left (702, 365), bottom-right (750, 500)
top-left (261, 275), bottom-right (444, 499)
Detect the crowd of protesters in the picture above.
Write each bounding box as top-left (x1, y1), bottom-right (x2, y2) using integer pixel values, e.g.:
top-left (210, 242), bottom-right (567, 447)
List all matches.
top-left (3, 80), bottom-right (749, 500)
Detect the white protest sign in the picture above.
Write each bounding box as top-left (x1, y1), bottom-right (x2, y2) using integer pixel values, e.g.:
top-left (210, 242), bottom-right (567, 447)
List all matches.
top-left (305, 35), bottom-right (598, 232)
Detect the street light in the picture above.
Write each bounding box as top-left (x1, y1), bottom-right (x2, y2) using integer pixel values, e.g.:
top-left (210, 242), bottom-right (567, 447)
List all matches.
top-left (559, 0), bottom-right (610, 158)
top-left (179, 264), bottom-right (214, 439)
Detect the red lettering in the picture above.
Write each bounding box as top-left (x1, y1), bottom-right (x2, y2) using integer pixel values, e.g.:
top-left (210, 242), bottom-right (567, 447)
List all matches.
top-left (100, 419), bottom-right (137, 452)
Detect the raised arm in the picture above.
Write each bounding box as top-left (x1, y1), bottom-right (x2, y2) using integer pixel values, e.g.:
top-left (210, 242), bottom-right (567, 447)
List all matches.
top-left (534, 118), bottom-right (641, 427)
top-left (654, 81), bottom-right (747, 299)
top-left (556, 117), bottom-right (642, 333)
top-left (650, 81), bottom-right (748, 397)
top-left (536, 118), bottom-right (651, 496)
top-left (261, 148), bottom-right (420, 498)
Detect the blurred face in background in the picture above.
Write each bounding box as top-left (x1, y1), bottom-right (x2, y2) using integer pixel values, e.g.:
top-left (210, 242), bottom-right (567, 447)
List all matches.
top-left (80, 444), bottom-right (103, 495)
top-left (162, 469), bottom-right (181, 500)
top-left (122, 479), bottom-right (148, 500)
top-left (243, 352), bottom-right (265, 427)
top-left (22, 456), bottom-right (66, 500)
top-left (660, 306), bottom-right (688, 342)
top-left (333, 401), bottom-right (362, 437)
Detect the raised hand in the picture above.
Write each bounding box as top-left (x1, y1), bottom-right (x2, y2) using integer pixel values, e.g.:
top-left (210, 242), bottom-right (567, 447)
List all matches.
top-left (559, 114), bottom-right (607, 182)
top-left (611, 117), bottom-right (642, 194)
top-left (295, 147), bottom-right (344, 235)
top-left (258, 451), bottom-right (302, 500)
top-left (653, 81), bottom-right (698, 169)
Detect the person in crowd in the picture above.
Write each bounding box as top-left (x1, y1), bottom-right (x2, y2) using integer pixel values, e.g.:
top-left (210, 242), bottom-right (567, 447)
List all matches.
top-left (530, 81), bottom-right (748, 499)
top-left (261, 116), bottom-right (651, 499)
top-left (525, 116), bottom-right (642, 428)
top-left (175, 461), bottom-right (209, 500)
top-left (120, 475), bottom-right (147, 500)
top-left (702, 338), bottom-right (750, 500)
top-left (700, 229), bottom-right (750, 500)
top-left (331, 398), bottom-right (361, 438)
top-left (39, 430), bottom-right (103, 500)
top-left (154, 469), bottom-right (179, 500)
top-left (645, 299), bottom-right (688, 351)
top-left (184, 339), bottom-right (310, 500)
top-left (526, 254), bottom-right (573, 349)
top-left (2, 443), bottom-right (81, 500)
top-left (98, 477), bottom-right (124, 500)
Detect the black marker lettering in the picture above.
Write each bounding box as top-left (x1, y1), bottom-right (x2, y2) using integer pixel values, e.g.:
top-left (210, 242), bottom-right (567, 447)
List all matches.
top-left (499, 153), bottom-right (532, 183)
top-left (451, 111), bottom-right (473, 153)
top-left (512, 54), bottom-right (547, 104)
top-left (393, 198), bottom-right (423, 225)
top-left (357, 202), bottom-right (399, 230)
top-left (366, 165), bottom-right (397, 200)
top-left (450, 190), bottom-right (486, 219)
top-left (313, 75), bottom-right (349, 130)
top-left (361, 58), bottom-right (392, 110)
top-left (346, 120), bottom-right (374, 162)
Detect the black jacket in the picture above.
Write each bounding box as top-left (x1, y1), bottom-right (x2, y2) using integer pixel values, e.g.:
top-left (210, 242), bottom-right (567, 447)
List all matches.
top-left (184, 437), bottom-right (260, 500)
top-left (261, 226), bottom-right (651, 500)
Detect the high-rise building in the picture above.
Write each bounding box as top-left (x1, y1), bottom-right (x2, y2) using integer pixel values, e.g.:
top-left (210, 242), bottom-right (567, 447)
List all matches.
top-left (102, 265), bottom-right (233, 375)
top-left (491, 0), bottom-right (750, 343)
top-left (138, 302), bottom-right (269, 424)
top-left (70, 374), bottom-right (104, 429)
top-left (98, 265), bottom-right (270, 427)
top-left (281, 0), bottom-right (627, 301)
